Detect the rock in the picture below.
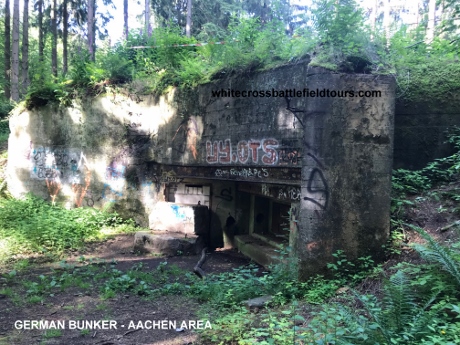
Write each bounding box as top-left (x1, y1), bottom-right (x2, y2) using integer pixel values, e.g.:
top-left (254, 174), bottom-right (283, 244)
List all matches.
top-left (133, 231), bottom-right (204, 256)
top-left (243, 295), bottom-right (273, 309)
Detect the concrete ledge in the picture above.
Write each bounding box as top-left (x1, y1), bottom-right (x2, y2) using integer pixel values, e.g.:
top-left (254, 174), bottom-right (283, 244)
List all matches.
top-left (234, 235), bottom-right (281, 268)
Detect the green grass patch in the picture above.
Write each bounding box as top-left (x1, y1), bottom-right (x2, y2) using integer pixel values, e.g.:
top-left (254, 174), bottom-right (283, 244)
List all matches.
top-left (0, 194), bottom-right (138, 263)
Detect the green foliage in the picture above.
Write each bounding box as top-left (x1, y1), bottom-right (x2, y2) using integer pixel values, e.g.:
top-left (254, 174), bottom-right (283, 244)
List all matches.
top-left (198, 307), bottom-right (255, 344)
top-left (0, 194), bottom-right (136, 262)
top-left (408, 224), bottom-right (460, 286)
top-left (189, 263), bottom-right (265, 309)
top-left (391, 127), bottom-right (460, 221)
top-left (0, 99), bottom-right (13, 119)
top-left (0, 119), bottom-right (10, 148)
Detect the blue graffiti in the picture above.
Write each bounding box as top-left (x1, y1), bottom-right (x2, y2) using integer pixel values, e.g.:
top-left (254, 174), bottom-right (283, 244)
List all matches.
top-left (171, 204), bottom-right (186, 220)
top-left (101, 183), bottom-right (123, 202)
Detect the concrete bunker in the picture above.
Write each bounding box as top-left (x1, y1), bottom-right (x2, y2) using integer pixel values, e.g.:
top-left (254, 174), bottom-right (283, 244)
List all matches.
top-left (7, 64), bottom-right (395, 278)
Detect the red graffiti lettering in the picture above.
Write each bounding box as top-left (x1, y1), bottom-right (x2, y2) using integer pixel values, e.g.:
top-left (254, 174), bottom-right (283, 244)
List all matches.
top-left (206, 141), bottom-right (218, 163)
top-left (262, 139), bottom-right (279, 165)
top-left (249, 141), bottom-right (261, 163)
top-left (218, 139), bottom-right (232, 163)
top-left (237, 141), bottom-right (249, 164)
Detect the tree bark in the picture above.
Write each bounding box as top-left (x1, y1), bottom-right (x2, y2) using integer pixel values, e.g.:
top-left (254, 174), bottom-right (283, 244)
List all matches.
top-left (38, 0), bottom-right (44, 64)
top-left (124, 0), bottom-right (128, 40)
top-left (63, 0), bottom-right (69, 74)
top-left (4, 0), bottom-right (11, 100)
top-left (11, 0), bottom-right (20, 101)
top-left (426, 0), bottom-right (436, 44)
top-left (51, 0), bottom-right (58, 77)
top-left (145, 0), bottom-right (150, 37)
top-left (383, 0), bottom-right (390, 46)
top-left (88, 0), bottom-right (95, 61)
top-left (21, 0), bottom-right (30, 95)
top-left (186, 0), bottom-right (192, 37)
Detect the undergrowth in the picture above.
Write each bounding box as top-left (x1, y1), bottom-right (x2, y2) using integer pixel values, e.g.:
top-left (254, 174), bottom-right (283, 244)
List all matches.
top-left (0, 194), bottom-right (137, 262)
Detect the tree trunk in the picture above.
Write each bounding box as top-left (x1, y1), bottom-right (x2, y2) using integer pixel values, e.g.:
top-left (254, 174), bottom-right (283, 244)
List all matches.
top-left (372, 0), bottom-right (377, 32)
top-left (186, 0), bottom-right (192, 37)
top-left (383, 0), bottom-right (390, 45)
top-left (4, 0), bottom-right (11, 100)
top-left (124, 0), bottom-right (128, 40)
top-left (88, 0), bottom-right (95, 60)
top-left (38, 0), bottom-right (44, 64)
top-left (21, 0), bottom-right (30, 95)
top-left (426, 0), bottom-right (436, 44)
top-left (63, 0), bottom-right (69, 74)
top-left (11, 0), bottom-right (19, 101)
top-left (51, 0), bottom-right (57, 77)
top-left (145, 0), bottom-right (150, 37)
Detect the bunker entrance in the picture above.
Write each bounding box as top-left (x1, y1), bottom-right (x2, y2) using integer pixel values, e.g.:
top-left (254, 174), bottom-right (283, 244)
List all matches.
top-left (252, 195), bottom-right (290, 246)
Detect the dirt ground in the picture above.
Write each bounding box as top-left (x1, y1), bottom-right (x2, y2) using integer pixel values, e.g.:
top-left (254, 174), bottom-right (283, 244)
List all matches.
top-left (0, 235), bottom-right (254, 345)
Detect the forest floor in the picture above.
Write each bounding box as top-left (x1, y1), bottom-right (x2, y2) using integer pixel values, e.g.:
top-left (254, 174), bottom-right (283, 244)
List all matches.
top-left (0, 240), bottom-right (256, 345)
top-left (3, 197), bottom-right (458, 345)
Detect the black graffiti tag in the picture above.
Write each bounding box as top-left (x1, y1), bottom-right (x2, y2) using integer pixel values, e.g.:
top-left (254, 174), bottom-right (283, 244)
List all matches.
top-left (303, 168), bottom-right (329, 210)
top-left (216, 188), bottom-right (233, 201)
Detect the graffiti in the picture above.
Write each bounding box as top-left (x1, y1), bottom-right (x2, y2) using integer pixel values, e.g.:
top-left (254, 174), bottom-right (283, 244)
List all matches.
top-left (215, 167), bottom-right (269, 179)
top-left (290, 204), bottom-right (301, 233)
top-left (261, 184), bottom-right (269, 197)
top-left (101, 158), bottom-right (126, 202)
top-left (31, 147), bottom-right (86, 183)
top-left (278, 186), bottom-right (301, 201)
top-left (126, 112), bottom-right (143, 131)
top-left (159, 171), bottom-right (183, 184)
top-left (170, 204), bottom-right (193, 223)
top-left (83, 189), bottom-right (95, 207)
top-left (30, 147), bottom-right (92, 207)
top-left (303, 168), bottom-right (329, 210)
top-left (216, 188), bottom-right (233, 201)
top-left (278, 149), bottom-right (301, 165)
top-left (206, 139), bottom-right (279, 165)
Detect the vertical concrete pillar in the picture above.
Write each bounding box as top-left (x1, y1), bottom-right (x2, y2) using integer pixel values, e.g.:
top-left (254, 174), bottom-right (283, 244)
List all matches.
top-left (296, 68), bottom-right (395, 278)
top-left (249, 194), bottom-right (255, 235)
top-left (268, 199), bottom-right (273, 234)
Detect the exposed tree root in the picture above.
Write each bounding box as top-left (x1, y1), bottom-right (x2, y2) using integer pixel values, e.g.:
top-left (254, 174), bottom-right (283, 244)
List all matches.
top-left (193, 247), bottom-right (207, 279)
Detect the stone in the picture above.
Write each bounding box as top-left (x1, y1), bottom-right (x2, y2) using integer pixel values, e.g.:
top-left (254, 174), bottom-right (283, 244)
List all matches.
top-left (133, 231), bottom-right (203, 256)
top-left (243, 295), bottom-right (273, 309)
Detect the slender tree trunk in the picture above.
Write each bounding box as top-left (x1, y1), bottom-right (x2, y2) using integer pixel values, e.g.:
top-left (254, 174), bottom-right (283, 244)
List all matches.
top-left (426, 0), bottom-right (436, 44)
top-left (38, 0), bottom-right (44, 64)
top-left (370, 0), bottom-right (378, 41)
top-left (383, 0), bottom-right (390, 45)
top-left (145, 0), bottom-right (150, 37)
top-left (4, 0), bottom-right (11, 100)
top-left (63, 0), bottom-right (68, 74)
top-left (21, 0), bottom-right (30, 95)
top-left (88, 0), bottom-right (95, 60)
top-left (51, 0), bottom-right (58, 77)
top-left (372, 0), bottom-right (377, 32)
top-left (124, 0), bottom-right (128, 40)
top-left (11, 0), bottom-right (20, 101)
top-left (186, 0), bottom-right (192, 37)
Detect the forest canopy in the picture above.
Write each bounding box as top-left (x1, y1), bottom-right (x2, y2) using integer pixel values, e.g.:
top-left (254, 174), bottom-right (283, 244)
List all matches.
top-left (0, 0), bottom-right (459, 113)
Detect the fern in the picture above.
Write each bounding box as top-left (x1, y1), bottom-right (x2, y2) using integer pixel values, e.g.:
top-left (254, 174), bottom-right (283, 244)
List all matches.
top-left (406, 224), bottom-right (460, 286)
top-left (382, 270), bottom-right (417, 333)
top-left (353, 292), bottom-right (391, 344)
top-left (353, 270), bottom-right (440, 344)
